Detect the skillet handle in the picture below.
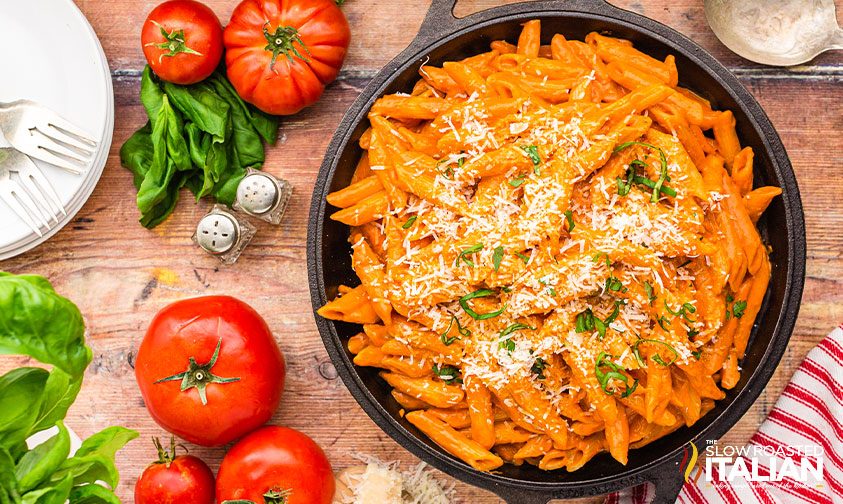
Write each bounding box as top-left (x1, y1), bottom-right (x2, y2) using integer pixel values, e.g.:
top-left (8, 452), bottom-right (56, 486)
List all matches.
top-left (418, 0), bottom-right (623, 40)
top-left (647, 450), bottom-right (688, 504)
top-left (492, 488), bottom-right (552, 504)
top-left (417, 0), bottom-right (460, 40)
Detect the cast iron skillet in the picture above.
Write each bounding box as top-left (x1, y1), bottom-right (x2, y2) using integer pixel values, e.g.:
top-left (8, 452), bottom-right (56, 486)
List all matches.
top-left (307, 1), bottom-right (806, 502)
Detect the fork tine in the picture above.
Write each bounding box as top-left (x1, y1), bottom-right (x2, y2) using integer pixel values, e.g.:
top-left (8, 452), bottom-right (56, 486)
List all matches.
top-left (18, 156), bottom-right (67, 216)
top-left (32, 131), bottom-right (91, 164)
top-left (38, 124), bottom-right (97, 154)
top-left (16, 163), bottom-right (65, 221)
top-left (41, 113), bottom-right (98, 146)
top-left (0, 187), bottom-right (44, 237)
top-left (20, 144), bottom-right (87, 174)
top-left (0, 182), bottom-right (48, 235)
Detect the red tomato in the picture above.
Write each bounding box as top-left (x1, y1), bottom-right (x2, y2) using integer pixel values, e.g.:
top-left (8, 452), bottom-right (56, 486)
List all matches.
top-left (216, 426), bottom-right (335, 504)
top-left (142, 0), bottom-right (223, 84)
top-left (135, 438), bottom-right (215, 504)
top-left (135, 296), bottom-right (286, 446)
top-left (224, 0), bottom-right (351, 115)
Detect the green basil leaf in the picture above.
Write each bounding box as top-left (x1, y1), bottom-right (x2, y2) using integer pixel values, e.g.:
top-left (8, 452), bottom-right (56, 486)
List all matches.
top-left (139, 67), bottom-right (165, 125)
top-left (207, 74), bottom-right (268, 168)
top-left (197, 141), bottom-right (229, 199)
top-left (210, 164), bottom-right (247, 206)
top-left (0, 369), bottom-right (49, 448)
top-left (54, 427), bottom-right (138, 489)
top-left (208, 70), bottom-right (278, 143)
top-left (21, 472), bottom-right (72, 504)
top-left (136, 96), bottom-right (179, 215)
top-left (162, 80), bottom-right (230, 142)
top-left (184, 123), bottom-right (211, 169)
top-left (0, 448), bottom-right (20, 504)
top-left (0, 274), bottom-right (89, 377)
top-left (119, 123), bottom-right (154, 189)
top-left (67, 484), bottom-right (121, 504)
top-left (30, 370), bottom-right (82, 437)
top-left (16, 422), bottom-right (70, 493)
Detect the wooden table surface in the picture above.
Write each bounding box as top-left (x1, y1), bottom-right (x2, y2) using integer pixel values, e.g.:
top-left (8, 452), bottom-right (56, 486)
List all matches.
top-left (1, 0), bottom-right (841, 502)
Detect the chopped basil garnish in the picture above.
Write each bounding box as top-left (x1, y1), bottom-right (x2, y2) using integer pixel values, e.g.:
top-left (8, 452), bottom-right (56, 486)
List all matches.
top-left (687, 328), bottom-right (700, 339)
top-left (575, 308), bottom-right (607, 339)
top-left (456, 243), bottom-right (484, 267)
top-left (402, 215), bottom-right (417, 229)
top-left (644, 281), bottom-right (656, 304)
top-left (632, 173), bottom-right (677, 198)
top-left (564, 209), bottom-right (575, 232)
top-left (617, 166), bottom-right (634, 196)
top-left (440, 315), bottom-right (470, 345)
top-left (498, 321), bottom-right (534, 354)
top-left (595, 352), bottom-right (637, 397)
top-left (664, 300), bottom-right (696, 322)
top-left (592, 252), bottom-right (611, 266)
top-left (613, 141), bottom-right (671, 203)
top-left (500, 323), bottom-right (536, 337)
top-left (516, 252), bottom-right (530, 264)
top-left (509, 175), bottom-right (526, 187)
top-left (548, 287), bottom-right (557, 297)
top-left (604, 300), bottom-right (625, 325)
top-left (459, 289), bottom-right (506, 320)
top-left (657, 315), bottom-right (671, 331)
top-left (691, 350), bottom-right (702, 360)
top-left (499, 338), bottom-right (516, 353)
top-left (520, 145), bottom-right (541, 174)
top-left (632, 339), bottom-right (680, 367)
top-left (432, 363), bottom-right (462, 385)
top-left (605, 276), bottom-right (626, 293)
top-left (492, 246), bottom-right (504, 272)
top-left (732, 300), bottom-right (747, 319)
top-left (531, 357), bottom-right (548, 379)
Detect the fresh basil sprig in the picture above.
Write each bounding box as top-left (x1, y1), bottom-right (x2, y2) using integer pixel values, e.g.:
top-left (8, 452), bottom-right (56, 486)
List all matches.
top-left (0, 273), bottom-right (137, 504)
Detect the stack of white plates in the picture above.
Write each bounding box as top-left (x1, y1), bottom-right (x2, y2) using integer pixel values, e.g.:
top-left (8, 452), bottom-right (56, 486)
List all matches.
top-left (0, 0), bottom-right (113, 260)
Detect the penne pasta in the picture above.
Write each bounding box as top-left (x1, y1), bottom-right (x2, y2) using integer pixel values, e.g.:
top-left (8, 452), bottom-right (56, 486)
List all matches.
top-left (319, 21), bottom-right (779, 474)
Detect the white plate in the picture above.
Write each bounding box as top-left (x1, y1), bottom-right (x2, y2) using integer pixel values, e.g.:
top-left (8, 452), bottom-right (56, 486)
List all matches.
top-left (0, 0), bottom-right (113, 260)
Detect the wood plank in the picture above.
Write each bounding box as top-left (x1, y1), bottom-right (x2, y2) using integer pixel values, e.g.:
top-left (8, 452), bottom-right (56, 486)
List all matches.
top-left (0, 1), bottom-right (841, 502)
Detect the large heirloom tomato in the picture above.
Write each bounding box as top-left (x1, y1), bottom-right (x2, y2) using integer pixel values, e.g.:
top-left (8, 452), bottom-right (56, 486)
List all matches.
top-left (216, 426), bottom-right (335, 504)
top-left (223, 0), bottom-right (351, 115)
top-left (135, 296), bottom-right (286, 446)
top-left (141, 0), bottom-right (224, 84)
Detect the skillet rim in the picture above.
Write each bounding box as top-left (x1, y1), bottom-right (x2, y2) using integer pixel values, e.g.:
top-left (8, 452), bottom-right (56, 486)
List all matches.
top-left (307, 2), bottom-right (806, 499)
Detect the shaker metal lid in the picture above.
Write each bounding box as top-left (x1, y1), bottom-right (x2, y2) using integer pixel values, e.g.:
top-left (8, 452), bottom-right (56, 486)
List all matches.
top-left (236, 172), bottom-right (279, 215)
top-left (195, 211), bottom-right (239, 254)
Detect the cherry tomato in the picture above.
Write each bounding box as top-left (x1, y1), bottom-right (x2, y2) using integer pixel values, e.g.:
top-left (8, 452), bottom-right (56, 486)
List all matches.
top-left (142, 0), bottom-right (223, 84)
top-left (224, 0), bottom-right (351, 115)
top-left (215, 426), bottom-right (335, 504)
top-left (135, 296), bottom-right (286, 446)
top-left (135, 437), bottom-right (215, 504)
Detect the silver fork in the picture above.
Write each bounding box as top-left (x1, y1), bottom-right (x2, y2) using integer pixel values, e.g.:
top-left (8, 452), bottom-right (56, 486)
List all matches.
top-left (0, 100), bottom-right (98, 175)
top-left (0, 148), bottom-right (66, 237)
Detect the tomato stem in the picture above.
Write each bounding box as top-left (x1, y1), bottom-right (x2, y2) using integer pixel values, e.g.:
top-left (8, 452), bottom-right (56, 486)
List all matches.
top-left (262, 23), bottom-right (311, 73)
top-left (154, 337), bottom-right (241, 405)
top-left (263, 488), bottom-right (292, 504)
top-left (145, 20), bottom-right (203, 63)
top-left (152, 436), bottom-right (187, 468)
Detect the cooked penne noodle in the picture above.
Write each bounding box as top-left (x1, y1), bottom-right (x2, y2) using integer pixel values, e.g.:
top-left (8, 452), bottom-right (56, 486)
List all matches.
top-left (319, 21), bottom-right (779, 473)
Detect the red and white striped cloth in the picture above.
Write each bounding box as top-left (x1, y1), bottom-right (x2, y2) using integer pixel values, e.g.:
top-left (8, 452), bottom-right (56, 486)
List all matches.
top-left (608, 325), bottom-right (843, 504)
